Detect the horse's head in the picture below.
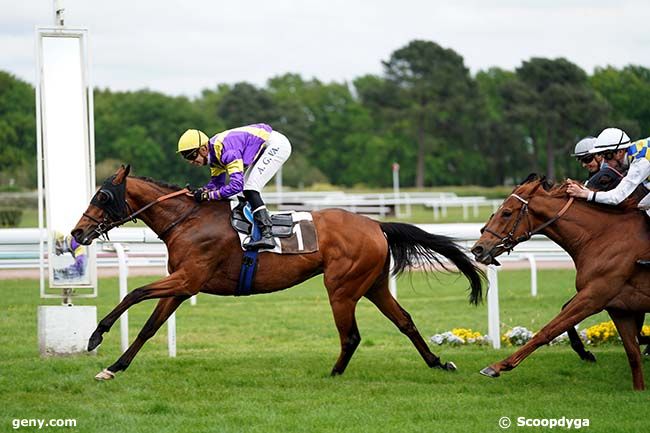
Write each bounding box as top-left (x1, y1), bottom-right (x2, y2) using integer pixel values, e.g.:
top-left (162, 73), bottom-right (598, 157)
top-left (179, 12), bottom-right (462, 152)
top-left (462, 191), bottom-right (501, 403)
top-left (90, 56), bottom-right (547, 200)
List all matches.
top-left (72, 164), bottom-right (131, 245)
top-left (471, 174), bottom-right (553, 265)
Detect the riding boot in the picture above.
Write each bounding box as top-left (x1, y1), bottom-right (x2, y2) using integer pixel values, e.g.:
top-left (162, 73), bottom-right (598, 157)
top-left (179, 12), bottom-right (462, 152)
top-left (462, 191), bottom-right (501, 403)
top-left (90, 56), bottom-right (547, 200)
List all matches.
top-left (244, 208), bottom-right (275, 250)
top-left (636, 259), bottom-right (650, 267)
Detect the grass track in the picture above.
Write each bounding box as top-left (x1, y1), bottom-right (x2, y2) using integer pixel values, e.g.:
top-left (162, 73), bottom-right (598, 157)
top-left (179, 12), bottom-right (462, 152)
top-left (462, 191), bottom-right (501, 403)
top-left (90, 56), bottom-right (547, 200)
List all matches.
top-left (1, 270), bottom-right (648, 432)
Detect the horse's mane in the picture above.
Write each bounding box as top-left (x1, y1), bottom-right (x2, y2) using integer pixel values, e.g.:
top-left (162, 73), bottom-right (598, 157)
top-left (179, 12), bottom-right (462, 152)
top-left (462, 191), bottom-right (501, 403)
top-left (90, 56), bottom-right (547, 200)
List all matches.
top-left (130, 176), bottom-right (184, 192)
top-left (519, 172), bottom-right (640, 214)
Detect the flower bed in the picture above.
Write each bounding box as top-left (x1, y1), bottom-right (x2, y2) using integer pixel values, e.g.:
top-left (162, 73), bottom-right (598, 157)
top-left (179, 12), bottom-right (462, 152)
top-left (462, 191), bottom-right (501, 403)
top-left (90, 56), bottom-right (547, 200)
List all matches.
top-left (429, 321), bottom-right (650, 346)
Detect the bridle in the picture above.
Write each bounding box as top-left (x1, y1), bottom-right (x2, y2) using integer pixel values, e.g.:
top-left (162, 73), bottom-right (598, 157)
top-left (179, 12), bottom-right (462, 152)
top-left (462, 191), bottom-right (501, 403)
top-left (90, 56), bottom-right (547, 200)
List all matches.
top-left (83, 177), bottom-right (190, 240)
top-left (481, 191), bottom-right (574, 254)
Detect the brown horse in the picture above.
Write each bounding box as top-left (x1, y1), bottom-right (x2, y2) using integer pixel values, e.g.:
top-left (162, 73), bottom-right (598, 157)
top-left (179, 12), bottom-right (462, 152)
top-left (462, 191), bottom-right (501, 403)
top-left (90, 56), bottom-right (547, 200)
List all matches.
top-left (72, 165), bottom-right (484, 380)
top-left (471, 173), bottom-right (650, 390)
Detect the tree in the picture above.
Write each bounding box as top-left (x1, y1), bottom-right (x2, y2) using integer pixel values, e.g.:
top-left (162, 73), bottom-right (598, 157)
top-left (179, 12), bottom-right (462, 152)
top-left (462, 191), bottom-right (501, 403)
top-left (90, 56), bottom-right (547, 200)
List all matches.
top-left (367, 40), bottom-right (482, 187)
top-left (0, 71), bottom-right (36, 188)
top-left (591, 65), bottom-right (650, 137)
top-left (515, 58), bottom-right (609, 180)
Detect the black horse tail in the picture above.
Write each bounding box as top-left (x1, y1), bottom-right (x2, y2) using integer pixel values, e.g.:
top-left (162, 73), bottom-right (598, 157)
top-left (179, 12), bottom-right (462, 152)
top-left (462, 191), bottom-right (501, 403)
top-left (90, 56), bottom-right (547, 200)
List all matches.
top-left (380, 222), bottom-right (485, 305)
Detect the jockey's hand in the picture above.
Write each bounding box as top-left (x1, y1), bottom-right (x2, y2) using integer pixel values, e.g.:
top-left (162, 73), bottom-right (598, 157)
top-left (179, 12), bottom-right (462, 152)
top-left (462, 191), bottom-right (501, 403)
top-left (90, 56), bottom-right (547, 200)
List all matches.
top-left (566, 179), bottom-right (590, 200)
top-left (192, 189), bottom-right (210, 203)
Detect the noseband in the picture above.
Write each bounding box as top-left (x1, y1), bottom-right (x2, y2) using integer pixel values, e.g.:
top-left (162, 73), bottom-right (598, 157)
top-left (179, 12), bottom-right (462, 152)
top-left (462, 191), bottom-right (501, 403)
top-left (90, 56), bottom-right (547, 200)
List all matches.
top-left (481, 193), bottom-right (574, 254)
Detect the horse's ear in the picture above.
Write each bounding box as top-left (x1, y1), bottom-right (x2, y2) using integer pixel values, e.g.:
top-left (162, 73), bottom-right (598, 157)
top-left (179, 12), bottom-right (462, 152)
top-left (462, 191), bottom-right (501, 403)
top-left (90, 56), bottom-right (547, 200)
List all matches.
top-left (113, 164), bottom-right (130, 185)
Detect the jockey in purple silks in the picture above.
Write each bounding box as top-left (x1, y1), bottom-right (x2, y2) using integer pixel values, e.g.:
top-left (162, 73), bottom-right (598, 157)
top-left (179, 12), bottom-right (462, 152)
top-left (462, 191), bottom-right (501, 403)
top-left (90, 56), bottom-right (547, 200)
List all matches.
top-left (54, 231), bottom-right (87, 279)
top-left (177, 123), bottom-right (292, 250)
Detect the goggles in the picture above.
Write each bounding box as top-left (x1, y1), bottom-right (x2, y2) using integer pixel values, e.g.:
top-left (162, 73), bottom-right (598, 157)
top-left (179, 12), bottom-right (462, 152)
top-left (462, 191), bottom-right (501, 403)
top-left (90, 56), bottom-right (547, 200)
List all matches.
top-left (181, 148), bottom-right (200, 161)
top-left (577, 154), bottom-right (595, 164)
top-left (602, 150), bottom-right (617, 161)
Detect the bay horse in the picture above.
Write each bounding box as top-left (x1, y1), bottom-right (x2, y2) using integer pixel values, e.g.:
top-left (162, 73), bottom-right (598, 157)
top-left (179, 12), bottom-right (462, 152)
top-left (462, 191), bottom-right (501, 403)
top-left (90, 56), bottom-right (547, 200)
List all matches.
top-left (471, 173), bottom-right (650, 390)
top-left (72, 165), bottom-right (484, 380)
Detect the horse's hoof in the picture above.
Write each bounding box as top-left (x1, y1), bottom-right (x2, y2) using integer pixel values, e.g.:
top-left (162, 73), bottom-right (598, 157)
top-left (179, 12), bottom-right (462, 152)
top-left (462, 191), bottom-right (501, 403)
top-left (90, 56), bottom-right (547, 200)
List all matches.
top-left (88, 331), bottom-right (103, 351)
top-left (444, 361), bottom-right (457, 371)
top-left (582, 351), bottom-right (597, 363)
top-left (480, 366), bottom-right (500, 378)
top-left (94, 369), bottom-right (115, 381)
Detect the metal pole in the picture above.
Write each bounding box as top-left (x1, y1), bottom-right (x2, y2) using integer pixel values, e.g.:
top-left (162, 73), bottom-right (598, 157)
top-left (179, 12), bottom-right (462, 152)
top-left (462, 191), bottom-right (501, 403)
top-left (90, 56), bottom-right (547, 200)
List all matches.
top-left (53, 0), bottom-right (65, 26)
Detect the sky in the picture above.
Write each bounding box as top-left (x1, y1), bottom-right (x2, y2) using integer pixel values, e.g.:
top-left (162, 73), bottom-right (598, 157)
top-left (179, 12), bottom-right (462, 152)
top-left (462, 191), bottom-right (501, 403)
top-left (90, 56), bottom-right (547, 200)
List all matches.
top-left (2, 0), bottom-right (649, 97)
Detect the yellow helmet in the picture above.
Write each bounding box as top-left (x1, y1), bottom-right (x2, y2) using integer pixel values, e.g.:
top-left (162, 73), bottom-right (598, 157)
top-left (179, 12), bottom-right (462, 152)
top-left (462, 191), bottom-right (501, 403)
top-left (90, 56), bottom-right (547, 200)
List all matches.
top-left (177, 129), bottom-right (209, 153)
top-left (53, 231), bottom-right (69, 255)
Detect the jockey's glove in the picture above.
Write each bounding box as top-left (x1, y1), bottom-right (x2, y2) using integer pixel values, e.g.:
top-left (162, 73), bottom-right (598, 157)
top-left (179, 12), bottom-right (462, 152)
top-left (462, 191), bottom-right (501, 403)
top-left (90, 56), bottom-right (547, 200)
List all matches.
top-left (192, 189), bottom-right (210, 203)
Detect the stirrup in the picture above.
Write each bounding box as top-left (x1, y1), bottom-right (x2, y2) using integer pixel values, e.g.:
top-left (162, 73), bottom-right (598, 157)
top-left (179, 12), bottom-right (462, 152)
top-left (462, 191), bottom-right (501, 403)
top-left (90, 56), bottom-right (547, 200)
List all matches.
top-left (636, 259), bottom-right (650, 267)
top-left (244, 236), bottom-right (275, 250)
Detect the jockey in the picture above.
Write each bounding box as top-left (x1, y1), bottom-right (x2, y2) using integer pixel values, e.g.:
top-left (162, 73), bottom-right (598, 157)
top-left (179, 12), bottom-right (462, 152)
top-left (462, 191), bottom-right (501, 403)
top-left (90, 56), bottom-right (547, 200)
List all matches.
top-left (53, 231), bottom-right (87, 279)
top-left (572, 136), bottom-right (601, 180)
top-left (177, 124), bottom-right (292, 250)
top-left (568, 127), bottom-right (650, 208)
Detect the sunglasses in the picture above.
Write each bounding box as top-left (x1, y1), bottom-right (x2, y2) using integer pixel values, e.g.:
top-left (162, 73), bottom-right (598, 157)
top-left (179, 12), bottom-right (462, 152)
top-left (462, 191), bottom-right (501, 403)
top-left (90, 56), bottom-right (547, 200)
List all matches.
top-left (602, 151), bottom-right (617, 161)
top-left (181, 148), bottom-right (200, 161)
top-left (577, 155), bottom-right (595, 164)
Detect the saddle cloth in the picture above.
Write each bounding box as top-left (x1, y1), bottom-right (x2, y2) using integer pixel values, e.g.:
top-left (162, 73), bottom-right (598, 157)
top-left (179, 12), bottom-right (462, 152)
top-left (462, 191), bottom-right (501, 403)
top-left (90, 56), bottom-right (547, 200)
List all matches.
top-left (230, 199), bottom-right (319, 254)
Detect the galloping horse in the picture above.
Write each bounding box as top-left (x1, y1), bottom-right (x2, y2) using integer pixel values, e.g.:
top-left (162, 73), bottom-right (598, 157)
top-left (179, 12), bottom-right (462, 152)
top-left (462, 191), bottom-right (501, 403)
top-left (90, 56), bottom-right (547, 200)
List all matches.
top-left (72, 165), bottom-right (484, 380)
top-left (471, 174), bottom-right (650, 390)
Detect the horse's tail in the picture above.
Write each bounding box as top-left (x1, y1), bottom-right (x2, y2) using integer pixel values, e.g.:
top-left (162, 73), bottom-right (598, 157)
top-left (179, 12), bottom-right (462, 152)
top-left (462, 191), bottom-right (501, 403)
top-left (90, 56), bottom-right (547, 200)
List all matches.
top-left (380, 222), bottom-right (484, 305)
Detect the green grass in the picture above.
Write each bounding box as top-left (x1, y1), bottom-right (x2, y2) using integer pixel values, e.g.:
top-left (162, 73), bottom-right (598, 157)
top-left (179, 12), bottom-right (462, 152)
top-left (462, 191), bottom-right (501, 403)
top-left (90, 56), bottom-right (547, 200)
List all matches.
top-left (0, 270), bottom-right (647, 433)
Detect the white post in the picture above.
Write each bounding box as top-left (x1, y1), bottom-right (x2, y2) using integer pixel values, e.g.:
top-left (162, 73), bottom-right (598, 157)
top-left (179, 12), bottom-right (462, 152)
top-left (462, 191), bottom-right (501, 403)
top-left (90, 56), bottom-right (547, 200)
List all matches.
top-left (487, 265), bottom-right (501, 349)
top-left (165, 252), bottom-right (177, 357)
top-left (389, 255), bottom-right (397, 299)
top-left (113, 243), bottom-right (129, 353)
top-left (167, 312), bottom-right (177, 358)
top-left (525, 254), bottom-right (538, 297)
top-left (190, 295), bottom-right (197, 306)
top-left (392, 162), bottom-right (400, 217)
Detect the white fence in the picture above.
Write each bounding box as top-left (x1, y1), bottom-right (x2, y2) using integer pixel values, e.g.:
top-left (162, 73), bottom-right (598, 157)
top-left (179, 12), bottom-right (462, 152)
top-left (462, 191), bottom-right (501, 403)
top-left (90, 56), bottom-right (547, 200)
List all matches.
top-left (264, 191), bottom-right (501, 220)
top-left (0, 224), bottom-right (572, 350)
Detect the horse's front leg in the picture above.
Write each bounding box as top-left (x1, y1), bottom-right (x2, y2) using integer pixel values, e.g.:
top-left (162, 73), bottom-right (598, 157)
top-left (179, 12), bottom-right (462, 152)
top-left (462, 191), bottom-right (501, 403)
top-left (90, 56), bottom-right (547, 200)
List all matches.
top-left (480, 288), bottom-right (609, 378)
top-left (88, 271), bottom-right (196, 351)
top-left (94, 296), bottom-right (189, 380)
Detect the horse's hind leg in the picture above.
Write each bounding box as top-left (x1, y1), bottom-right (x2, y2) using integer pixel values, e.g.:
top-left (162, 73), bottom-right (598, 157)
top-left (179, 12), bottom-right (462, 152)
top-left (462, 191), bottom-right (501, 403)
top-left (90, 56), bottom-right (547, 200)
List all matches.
top-left (364, 279), bottom-right (455, 371)
top-left (610, 309), bottom-right (645, 390)
top-left (94, 296), bottom-right (188, 380)
top-left (562, 296), bottom-right (596, 362)
top-left (328, 296), bottom-right (361, 376)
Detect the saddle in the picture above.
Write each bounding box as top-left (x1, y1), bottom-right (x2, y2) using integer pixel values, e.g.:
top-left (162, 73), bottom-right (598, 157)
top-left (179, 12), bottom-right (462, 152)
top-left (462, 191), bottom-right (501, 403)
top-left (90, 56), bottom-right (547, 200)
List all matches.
top-left (229, 197), bottom-right (319, 254)
top-left (230, 197), bottom-right (294, 238)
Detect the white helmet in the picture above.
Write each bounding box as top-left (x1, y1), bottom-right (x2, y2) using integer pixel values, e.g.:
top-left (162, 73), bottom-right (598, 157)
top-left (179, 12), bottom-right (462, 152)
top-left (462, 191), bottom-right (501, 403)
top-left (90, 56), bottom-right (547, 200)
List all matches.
top-left (590, 127), bottom-right (633, 153)
top-left (571, 137), bottom-right (596, 157)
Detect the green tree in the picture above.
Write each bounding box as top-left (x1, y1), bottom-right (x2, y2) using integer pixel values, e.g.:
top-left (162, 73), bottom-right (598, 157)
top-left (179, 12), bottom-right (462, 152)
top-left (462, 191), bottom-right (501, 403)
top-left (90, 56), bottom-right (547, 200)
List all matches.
top-left (590, 65), bottom-right (650, 137)
top-left (515, 58), bottom-right (609, 180)
top-left (0, 71), bottom-right (36, 188)
top-left (363, 40), bottom-right (483, 187)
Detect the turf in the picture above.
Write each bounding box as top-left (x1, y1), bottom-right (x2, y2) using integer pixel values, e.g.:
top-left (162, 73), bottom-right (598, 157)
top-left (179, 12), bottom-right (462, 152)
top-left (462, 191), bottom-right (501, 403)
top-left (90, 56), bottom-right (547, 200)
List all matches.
top-left (0, 270), bottom-right (647, 433)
